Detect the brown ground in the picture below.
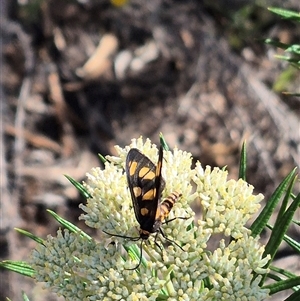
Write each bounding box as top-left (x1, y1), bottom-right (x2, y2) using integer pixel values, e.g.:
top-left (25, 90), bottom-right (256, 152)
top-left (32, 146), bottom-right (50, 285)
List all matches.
top-left (1, 1), bottom-right (299, 300)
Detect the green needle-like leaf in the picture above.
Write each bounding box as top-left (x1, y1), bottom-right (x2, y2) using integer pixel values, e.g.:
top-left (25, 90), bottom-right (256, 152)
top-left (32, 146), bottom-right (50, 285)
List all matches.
top-left (0, 261), bottom-right (35, 278)
top-left (262, 192), bottom-right (300, 282)
top-left (64, 174), bottom-right (92, 199)
top-left (274, 55), bottom-right (300, 65)
top-left (264, 276), bottom-right (300, 295)
top-left (160, 133), bottom-right (169, 151)
top-left (264, 38), bottom-right (290, 50)
top-left (14, 228), bottom-right (44, 245)
top-left (285, 44), bottom-right (300, 54)
top-left (270, 265), bottom-right (298, 279)
top-left (98, 153), bottom-right (107, 164)
top-left (47, 209), bottom-right (92, 240)
top-left (238, 141), bottom-right (247, 181)
top-left (265, 192), bottom-right (300, 257)
top-left (267, 224), bottom-right (300, 253)
top-left (250, 168), bottom-right (297, 237)
top-left (276, 175), bottom-right (297, 221)
top-left (268, 7), bottom-right (300, 21)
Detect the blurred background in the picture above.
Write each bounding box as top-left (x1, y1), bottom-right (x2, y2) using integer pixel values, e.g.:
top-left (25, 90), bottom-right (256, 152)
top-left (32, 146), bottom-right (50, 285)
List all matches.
top-left (1, 0), bottom-right (299, 300)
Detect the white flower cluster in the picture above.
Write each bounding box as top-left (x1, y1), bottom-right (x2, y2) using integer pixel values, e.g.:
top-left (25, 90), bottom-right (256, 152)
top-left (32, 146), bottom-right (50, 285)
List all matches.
top-left (31, 137), bottom-right (270, 300)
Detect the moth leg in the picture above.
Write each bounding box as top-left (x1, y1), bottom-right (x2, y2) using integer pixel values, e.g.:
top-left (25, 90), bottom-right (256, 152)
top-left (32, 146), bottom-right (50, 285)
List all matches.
top-left (126, 240), bottom-right (144, 270)
top-left (159, 228), bottom-right (185, 252)
top-left (163, 215), bottom-right (190, 225)
top-left (153, 231), bottom-right (163, 251)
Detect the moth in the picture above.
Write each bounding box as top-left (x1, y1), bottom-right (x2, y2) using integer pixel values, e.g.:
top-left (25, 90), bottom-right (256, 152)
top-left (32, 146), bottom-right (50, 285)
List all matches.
top-left (104, 146), bottom-right (183, 269)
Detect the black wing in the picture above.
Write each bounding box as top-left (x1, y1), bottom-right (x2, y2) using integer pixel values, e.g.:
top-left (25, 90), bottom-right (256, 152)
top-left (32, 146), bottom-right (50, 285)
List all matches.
top-left (125, 147), bottom-right (165, 232)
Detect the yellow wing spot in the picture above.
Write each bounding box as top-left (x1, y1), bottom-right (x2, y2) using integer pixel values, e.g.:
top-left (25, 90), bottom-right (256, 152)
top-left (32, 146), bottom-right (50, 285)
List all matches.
top-left (141, 207), bottom-right (149, 216)
top-left (139, 167), bottom-right (155, 180)
top-left (133, 186), bottom-right (142, 197)
top-left (129, 161), bottom-right (138, 176)
top-left (142, 188), bottom-right (156, 200)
